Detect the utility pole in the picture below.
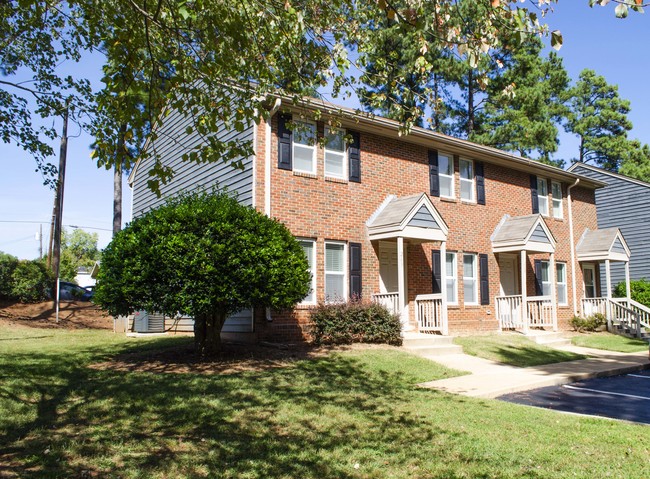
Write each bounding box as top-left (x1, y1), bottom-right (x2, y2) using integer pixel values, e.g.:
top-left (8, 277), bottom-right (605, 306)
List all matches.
top-left (52, 102), bottom-right (69, 323)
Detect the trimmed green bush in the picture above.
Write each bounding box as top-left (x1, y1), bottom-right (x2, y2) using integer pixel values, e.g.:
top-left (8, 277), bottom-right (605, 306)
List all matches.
top-left (614, 279), bottom-right (650, 308)
top-left (569, 313), bottom-right (606, 332)
top-left (10, 260), bottom-right (53, 303)
top-left (0, 252), bottom-right (19, 300)
top-left (310, 301), bottom-right (402, 346)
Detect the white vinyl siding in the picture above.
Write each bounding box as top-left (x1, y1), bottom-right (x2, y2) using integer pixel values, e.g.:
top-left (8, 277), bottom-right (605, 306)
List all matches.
top-left (299, 239), bottom-right (316, 304)
top-left (439, 153), bottom-right (454, 199)
top-left (324, 127), bottom-right (346, 179)
top-left (325, 242), bottom-right (346, 302)
top-left (463, 253), bottom-right (478, 305)
top-left (459, 159), bottom-right (475, 202)
top-left (537, 177), bottom-right (549, 216)
top-left (446, 252), bottom-right (458, 305)
top-left (552, 182), bottom-right (563, 219)
top-left (292, 121), bottom-right (316, 174)
top-left (557, 262), bottom-right (567, 305)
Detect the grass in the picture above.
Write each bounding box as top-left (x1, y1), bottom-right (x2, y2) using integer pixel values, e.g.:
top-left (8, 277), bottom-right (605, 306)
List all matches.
top-left (453, 333), bottom-right (586, 367)
top-left (571, 332), bottom-right (649, 353)
top-left (2, 325), bottom-right (650, 478)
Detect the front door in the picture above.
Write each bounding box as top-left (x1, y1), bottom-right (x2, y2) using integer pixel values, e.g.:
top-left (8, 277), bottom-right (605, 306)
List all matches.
top-left (499, 255), bottom-right (519, 296)
top-left (583, 264), bottom-right (596, 298)
top-left (379, 241), bottom-right (399, 294)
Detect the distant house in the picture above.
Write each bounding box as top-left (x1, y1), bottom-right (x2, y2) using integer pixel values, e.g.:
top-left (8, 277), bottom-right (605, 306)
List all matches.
top-left (568, 162), bottom-right (650, 288)
top-left (74, 266), bottom-right (96, 288)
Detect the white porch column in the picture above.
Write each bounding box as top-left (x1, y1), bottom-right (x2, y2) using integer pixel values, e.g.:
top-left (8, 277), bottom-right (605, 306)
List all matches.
top-left (625, 261), bottom-right (632, 305)
top-left (521, 249), bottom-right (528, 334)
top-left (550, 252), bottom-right (558, 332)
top-left (605, 259), bottom-right (612, 329)
top-left (397, 236), bottom-right (410, 331)
top-left (440, 241), bottom-right (449, 336)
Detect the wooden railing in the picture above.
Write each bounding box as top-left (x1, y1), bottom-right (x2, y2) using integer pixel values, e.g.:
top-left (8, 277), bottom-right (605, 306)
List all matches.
top-left (581, 297), bottom-right (608, 317)
top-left (415, 294), bottom-right (447, 335)
top-left (372, 292), bottom-right (400, 315)
top-left (495, 295), bottom-right (523, 330)
top-left (496, 295), bottom-right (554, 330)
top-left (526, 296), bottom-right (554, 328)
top-left (583, 297), bottom-right (646, 338)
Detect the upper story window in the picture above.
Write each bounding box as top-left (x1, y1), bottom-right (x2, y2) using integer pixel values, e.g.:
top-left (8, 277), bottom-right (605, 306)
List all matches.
top-left (460, 159), bottom-right (475, 202)
top-left (446, 252), bottom-right (458, 305)
top-left (552, 182), bottom-right (563, 219)
top-left (324, 127), bottom-right (346, 179)
top-left (292, 121), bottom-right (317, 174)
top-left (439, 153), bottom-right (454, 198)
top-left (298, 239), bottom-right (316, 304)
top-left (537, 177), bottom-right (549, 216)
top-left (325, 242), bottom-right (346, 302)
top-left (463, 253), bottom-right (478, 305)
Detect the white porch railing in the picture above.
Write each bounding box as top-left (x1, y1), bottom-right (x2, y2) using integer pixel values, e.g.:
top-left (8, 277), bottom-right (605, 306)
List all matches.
top-left (372, 292), bottom-right (400, 315)
top-left (415, 294), bottom-right (448, 335)
top-left (581, 297), bottom-right (609, 317)
top-left (495, 295), bottom-right (554, 330)
top-left (583, 297), bottom-right (647, 338)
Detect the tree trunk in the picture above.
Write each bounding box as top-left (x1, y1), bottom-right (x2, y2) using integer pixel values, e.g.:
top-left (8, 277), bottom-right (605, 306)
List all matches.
top-left (194, 311), bottom-right (228, 356)
top-left (113, 163), bottom-right (122, 236)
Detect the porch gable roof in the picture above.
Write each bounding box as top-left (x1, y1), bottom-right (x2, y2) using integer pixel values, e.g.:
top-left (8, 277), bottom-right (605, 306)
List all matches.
top-left (491, 214), bottom-right (556, 253)
top-left (367, 193), bottom-right (448, 242)
top-left (576, 228), bottom-right (630, 262)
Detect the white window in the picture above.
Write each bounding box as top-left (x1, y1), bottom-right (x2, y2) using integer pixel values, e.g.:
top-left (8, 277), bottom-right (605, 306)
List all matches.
top-left (459, 159), bottom-right (475, 202)
top-left (325, 242), bottom-right (346, 302)
top-left (537, 177), bottom-right (549, 216)
top-left (292, 121), bottom-right (316, 174)
top-left (299, 239), bottom-right (316, 304)
top-left (463, 253), bottom-right (478, 305)
top-left (445, 252), bottom-right (458, 305)
top-left (557, 262), bottom-right (567, 305)
top-left (439, 153), bottom-right (454, 198)
top-left (324, 127), bottom-right (346, 179)
top-left (539, 261), bottom-right (552, 297)
top-left (552, 182), bottom-right (563, 219)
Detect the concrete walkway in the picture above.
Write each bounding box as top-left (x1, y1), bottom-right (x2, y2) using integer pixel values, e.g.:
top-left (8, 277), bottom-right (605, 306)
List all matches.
top-left (419, 343), bottom-right (650, 398)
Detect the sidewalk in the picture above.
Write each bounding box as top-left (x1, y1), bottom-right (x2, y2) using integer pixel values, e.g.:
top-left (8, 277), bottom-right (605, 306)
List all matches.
top-left (418, 344), bottom-right (650, 398)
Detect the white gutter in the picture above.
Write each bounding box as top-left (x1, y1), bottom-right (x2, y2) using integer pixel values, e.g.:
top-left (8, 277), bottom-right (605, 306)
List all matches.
top-left (567, 178), bottom-right (580, 316)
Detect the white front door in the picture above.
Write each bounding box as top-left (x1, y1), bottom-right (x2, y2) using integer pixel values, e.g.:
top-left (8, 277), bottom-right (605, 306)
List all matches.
top-left (379, 241), bottom-right (399, 294)
top-left (499, 255), bottom-right (518, 296)
top-left (583, 264), bottom-right (596, 298)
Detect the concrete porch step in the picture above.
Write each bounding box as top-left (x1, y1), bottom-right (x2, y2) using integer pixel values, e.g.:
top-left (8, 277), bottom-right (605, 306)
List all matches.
top-left (525, 331), bottom-right (571, 348)
top-left (402, 333), bottom-right (463, 356)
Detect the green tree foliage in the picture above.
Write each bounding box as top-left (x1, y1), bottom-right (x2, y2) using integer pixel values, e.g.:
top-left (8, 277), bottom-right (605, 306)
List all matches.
top-left (59, 229), bottom-right (101, 283)
top-left (0, 251), bottom-right (19, 300)
top-left (10, 260), bottom-right (53, 303)
top-left (614, 279), bottom-right (650, 308)
top-left (618, 140), bottom-right (650, 182)
top-left (564, 69), bottom-right (635, 170)
top-left (94, 191), bottom-right (311, 355)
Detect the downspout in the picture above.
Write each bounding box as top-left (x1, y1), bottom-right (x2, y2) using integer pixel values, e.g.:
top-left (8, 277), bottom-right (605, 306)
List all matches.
top-left (567, 178), bottom-right (580, 316)
top-left (265, 97), bottom-right (281, 322)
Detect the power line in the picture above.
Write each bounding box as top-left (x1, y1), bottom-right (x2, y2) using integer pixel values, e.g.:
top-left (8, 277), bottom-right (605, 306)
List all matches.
top-left (0, 220), bottom-right (112, 231)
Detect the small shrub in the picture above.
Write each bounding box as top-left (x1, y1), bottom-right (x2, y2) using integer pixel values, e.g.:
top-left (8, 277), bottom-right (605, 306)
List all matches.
top-left (10, 260), bottom-right (54, 303)
top-left (0, 252), bottom-right (19, 300)
top-left (614, 279), bottom-right (650, 308)
top-left (570, 313), bottom-right (606, 332)
top-left (310, 300), bottom-right (402, 346)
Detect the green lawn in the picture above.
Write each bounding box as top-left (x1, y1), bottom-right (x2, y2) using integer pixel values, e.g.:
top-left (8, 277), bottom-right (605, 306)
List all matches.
top-left (453, 333), bottom-right (586, 367)
top-left (2, 326), bottom-right (649, 478)
top-left (571, 332), bottom-right (649, 353)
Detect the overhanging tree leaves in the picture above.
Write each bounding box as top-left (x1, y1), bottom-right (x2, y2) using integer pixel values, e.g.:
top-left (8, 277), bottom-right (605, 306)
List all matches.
top-left (94, 191), bottom-right (311, 355)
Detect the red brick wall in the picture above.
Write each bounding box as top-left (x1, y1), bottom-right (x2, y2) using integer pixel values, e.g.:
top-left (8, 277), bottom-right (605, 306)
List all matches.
top-left (252, 115), bottom-right (599, 341)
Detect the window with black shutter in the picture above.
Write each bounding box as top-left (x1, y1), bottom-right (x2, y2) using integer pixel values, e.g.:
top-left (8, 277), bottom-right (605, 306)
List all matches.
top-left (479, 253), bottom-right (489, 305)
top-left (277, 113), bottom-right (292, 170)
top-left (349, 242), bottom-right (362, 299)
top-left (476, 162), bottom-right (486, 205)
top-left (429, 150), bottom-right (439, 197)
top-left (348, 131), bottom-right (361, 183)
top-left (431, 250), bottom-right (442, 294)
top-left (530, 174), bottom-right (539, 214)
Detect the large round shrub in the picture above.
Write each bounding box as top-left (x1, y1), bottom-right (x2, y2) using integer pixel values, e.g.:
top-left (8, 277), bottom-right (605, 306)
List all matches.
top-left (10, 260), bottom-right (53, 303)
top-left (0, 252), bottom-right (19, 300)
top-left (94, 191), bottom-right (311, 355)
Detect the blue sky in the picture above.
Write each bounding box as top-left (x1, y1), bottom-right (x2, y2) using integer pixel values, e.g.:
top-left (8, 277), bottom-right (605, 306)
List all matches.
top-left (0, 2), bottom-right (647, 260)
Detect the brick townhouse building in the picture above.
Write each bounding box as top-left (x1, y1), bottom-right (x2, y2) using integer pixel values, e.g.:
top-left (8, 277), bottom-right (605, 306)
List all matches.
top-left (127, 98), bottom-right (633, 341)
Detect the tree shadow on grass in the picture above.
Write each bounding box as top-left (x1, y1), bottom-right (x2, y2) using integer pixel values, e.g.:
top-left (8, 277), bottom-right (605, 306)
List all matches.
top-left (493, 345), bottom-right (586, 368)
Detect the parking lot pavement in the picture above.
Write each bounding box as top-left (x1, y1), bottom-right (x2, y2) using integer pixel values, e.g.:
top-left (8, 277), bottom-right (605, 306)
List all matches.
top-left (499, 370), bottom-right (650, 424)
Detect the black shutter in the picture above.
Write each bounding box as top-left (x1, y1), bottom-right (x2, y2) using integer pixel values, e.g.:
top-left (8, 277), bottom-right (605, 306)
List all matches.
top-left (432, 250), bottom-right (442, 294)
top-left (348, 131), bottom-right (361, 183)
top-left (479, 253), bottom-right (489, 305)
top-left (534, 259), bottom-right (543, 295)
top-left (349, 242), bottom-right (362, 300)
top-left (429, 149), bottom-right (439, 197)
top-left (476, 161), bottom-right (486, 205)
top-left (278, 113), bottom-right (292, 170)
top-left (530, 175), bottom-right (539, 214)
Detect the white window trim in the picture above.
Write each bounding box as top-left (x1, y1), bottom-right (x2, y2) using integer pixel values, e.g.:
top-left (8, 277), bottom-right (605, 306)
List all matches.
top-left (292, 120), bottom-right (317, 175)
top-left (552, 181), bottom-right (563, 219)
top-left (463, 253), bottom-right (478, 305)
top-left (438, 152), bottom-right (455, 199)
top-left (325, 241), bottom-right (347, 303)
top-left (298, 238), bottom-right (317, 305)
top-left (537, 177), bottom-right (549, 217)
top-left (459, 158), bottom-right (475, 203)
top-left (324, 126), bottom-right (347, 180)
top-left (556, 262), bottom-right (568, 305)
top-left (445, 252), bottom-right (458, 306)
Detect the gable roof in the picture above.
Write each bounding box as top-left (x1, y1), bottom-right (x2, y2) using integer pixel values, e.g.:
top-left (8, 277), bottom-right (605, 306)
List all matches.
top-left (576, 228), bottom-right (630, 262)
top-left (568, 162), bottom-right (650, 190)
top-left (491, 214), bottom-right (556, 253)
top-left (367, 193), bottom-right (448, 242)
